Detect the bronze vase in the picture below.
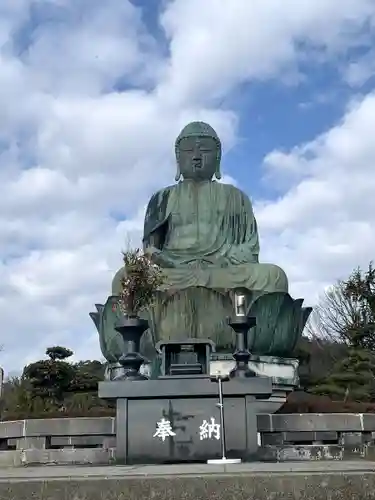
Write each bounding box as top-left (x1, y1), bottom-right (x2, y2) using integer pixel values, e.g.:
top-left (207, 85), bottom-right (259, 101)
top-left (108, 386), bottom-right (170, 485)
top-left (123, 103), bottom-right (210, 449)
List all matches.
top-left (114, 315), bottom-right (149, 381)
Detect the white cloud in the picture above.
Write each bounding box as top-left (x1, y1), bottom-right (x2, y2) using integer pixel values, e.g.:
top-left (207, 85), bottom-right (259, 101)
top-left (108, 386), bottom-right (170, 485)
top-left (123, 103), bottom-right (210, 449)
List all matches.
top-left (256, 92), bottom-right (375, 304)
top-left (159, 0), bottom-right (375, 106)
top-left (344, 48), bottom-right (375, 87)
top-left (0, 0), bottom-right (375, 373)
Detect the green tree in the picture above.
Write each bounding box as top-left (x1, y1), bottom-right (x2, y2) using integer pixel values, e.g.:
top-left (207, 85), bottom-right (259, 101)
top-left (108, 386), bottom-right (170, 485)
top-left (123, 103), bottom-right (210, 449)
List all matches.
top-left (45, 346), bottom-right (73, 361)
top-left (0, 376), bottom-right (32, 418)
top-left (311, 348), bottom-right (375, 402)
top-left (294, 336), bottom-right (349, 390)
top-left (307, 262), bottom-right (375, 350)
top-left (307, 262), bottom-right (375, 402)
top-left (342, 262), bottom-right (375, 350)
top-left (1, 354), bottom-right (110, 419)
top-left (22, 346), bottom-right (76, 408)
top-left (68, 360), bottom-right (104, 393)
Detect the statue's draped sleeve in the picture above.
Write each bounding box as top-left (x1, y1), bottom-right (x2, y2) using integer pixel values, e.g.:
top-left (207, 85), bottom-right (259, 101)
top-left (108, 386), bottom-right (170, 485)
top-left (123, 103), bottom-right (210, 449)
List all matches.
top-left (221, 186), bottom-right (260, 264)
top-left (143, 187), bottom-right (172, 250)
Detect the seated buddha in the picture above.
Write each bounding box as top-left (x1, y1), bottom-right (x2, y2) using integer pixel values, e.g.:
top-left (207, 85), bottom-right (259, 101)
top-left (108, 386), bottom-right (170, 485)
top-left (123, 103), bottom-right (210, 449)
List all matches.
top-left (112, 121), bottom-right (289, 350)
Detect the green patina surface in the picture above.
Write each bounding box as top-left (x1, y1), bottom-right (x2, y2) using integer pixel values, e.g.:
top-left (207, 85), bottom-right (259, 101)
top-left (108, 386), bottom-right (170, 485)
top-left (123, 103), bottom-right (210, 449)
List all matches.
top-left (91, 121), bottom-right (312, 363)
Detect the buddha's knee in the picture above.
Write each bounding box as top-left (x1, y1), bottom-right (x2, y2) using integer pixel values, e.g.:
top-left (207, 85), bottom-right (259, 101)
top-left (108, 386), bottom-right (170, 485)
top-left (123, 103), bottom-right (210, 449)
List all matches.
top-left (262, 263), bottom-right (288, 291)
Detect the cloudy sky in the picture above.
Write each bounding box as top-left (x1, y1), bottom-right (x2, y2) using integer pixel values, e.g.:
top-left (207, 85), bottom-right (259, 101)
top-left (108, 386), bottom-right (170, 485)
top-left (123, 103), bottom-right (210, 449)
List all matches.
top-left (1, 0), bottom-right (375, 373)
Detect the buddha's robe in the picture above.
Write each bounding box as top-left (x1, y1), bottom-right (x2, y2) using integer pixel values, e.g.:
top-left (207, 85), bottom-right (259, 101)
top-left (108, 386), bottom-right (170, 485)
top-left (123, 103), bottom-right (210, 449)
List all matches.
top-left (110, 181), bottom-right (288, 347)
top-left (140, 180), bottom-right (288, 294)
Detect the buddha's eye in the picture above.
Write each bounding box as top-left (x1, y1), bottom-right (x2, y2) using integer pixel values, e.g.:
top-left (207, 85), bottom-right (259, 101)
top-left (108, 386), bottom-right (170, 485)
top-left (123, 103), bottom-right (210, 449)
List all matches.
top-left (178, 137), bottom-right (215, 152)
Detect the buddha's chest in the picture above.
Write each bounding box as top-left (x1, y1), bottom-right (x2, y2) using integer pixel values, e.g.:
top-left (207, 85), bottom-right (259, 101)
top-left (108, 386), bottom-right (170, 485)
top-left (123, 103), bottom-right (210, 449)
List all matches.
top-left (168, 184), bottom-right (226, 227)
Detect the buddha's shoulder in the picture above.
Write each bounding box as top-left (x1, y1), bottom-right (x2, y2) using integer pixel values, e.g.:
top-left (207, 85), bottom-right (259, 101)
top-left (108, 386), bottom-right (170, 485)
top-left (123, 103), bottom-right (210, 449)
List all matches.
top-left (148, 185), bottom-right (175, 202)
top-left (217, 182), bottom-right (248, 198)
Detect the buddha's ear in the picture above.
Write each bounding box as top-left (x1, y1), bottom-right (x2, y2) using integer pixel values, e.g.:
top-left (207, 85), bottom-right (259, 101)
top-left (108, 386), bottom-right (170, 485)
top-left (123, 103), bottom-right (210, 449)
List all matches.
top-left (215, 148), bottom-right (222, 179)
top-left (175, 147), bottom-right (182, 181)
top-left (175, 164), bottom-right (182, 182)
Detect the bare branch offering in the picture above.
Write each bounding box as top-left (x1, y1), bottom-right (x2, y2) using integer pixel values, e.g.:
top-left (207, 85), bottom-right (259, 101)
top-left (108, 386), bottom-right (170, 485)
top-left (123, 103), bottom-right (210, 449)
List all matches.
top-left (118, 248), bottom-right (165, 316)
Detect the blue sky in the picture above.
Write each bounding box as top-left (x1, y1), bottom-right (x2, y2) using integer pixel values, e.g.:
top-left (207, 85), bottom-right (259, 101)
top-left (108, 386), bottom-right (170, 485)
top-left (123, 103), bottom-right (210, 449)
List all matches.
top-left (219, 48), bottom-right (375, 197)
top-left (223, 78), bottom-right (346, 195)
top-left (1, 0), bottom-right (375, 372)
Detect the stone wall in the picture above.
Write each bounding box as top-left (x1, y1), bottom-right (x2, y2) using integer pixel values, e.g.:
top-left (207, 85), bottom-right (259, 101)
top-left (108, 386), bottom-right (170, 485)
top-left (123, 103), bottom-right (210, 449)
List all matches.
top-left (0, 413), bottom-right (374, 465)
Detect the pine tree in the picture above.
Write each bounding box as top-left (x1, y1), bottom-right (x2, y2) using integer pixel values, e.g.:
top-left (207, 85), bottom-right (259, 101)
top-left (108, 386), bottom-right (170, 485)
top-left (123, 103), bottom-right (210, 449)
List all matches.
top-left (343, 262), bottom-right (375, 350)
top-left (310, 263), bottom-right (375, 402)
top-left (311, 348), bottom-right (375, 402)
top-left (22, 346), bottom-right (75, 408)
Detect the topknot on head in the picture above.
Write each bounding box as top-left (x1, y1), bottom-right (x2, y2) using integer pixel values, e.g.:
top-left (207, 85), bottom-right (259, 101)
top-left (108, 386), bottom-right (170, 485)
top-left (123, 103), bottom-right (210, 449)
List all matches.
top-left (175, 121), bottom-right (221, 149)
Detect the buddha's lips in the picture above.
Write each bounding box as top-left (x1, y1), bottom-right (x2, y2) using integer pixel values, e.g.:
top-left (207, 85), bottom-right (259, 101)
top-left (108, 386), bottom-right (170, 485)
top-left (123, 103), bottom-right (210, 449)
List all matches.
top-left (192, 160), bottom-right (202, 169)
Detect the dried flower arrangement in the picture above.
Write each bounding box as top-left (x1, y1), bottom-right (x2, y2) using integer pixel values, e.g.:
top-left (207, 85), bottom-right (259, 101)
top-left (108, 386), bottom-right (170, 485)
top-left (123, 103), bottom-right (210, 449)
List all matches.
top-left (118, 248), bottom-right (164, 316)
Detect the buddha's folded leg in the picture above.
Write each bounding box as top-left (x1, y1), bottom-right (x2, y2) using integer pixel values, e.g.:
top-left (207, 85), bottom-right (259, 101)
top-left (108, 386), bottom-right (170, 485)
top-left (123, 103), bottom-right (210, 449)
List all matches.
top-left (112, 261), bottom-right (288, 353)
top-left (159, 266), bottom-right (211, 289)
top-left (157, 262), bottom-right (288, 294)
top-left (112, 265), bottom-right (210, 294)
top-left (208, 263), bottom-right (288, 294)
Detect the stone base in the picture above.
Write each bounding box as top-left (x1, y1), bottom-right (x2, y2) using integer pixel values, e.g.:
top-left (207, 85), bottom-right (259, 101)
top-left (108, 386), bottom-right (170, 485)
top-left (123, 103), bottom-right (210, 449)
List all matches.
top-left (99, 377), bottom-right (272, 464)
top-left (210, 354), bottom-right (299, 414)
top-left (105, 355), bottom-right (299, 416)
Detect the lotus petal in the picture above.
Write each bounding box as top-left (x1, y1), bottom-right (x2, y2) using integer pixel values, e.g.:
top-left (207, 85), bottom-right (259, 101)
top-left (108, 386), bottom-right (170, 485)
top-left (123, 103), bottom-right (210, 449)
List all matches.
top-left (248, 292), bottom-right (312, 357)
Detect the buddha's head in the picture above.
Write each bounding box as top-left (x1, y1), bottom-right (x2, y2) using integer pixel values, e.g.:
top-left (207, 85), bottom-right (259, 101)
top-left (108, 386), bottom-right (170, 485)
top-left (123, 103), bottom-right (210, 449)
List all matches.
top-left (175, 121), bottom-right (222, 182)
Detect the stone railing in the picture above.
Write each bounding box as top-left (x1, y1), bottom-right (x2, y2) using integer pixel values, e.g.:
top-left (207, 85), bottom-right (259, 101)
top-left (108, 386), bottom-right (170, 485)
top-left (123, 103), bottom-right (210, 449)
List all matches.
top-left (0, 417), bottom-right (116, 466)
top-left (0, 413), bottom-right (375, 466)
top-left (258, 413), bottom-right (375, 461)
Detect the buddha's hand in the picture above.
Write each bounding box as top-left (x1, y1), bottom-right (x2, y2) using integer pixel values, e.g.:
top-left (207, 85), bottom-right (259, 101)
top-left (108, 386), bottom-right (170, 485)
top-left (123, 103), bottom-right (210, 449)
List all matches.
top-left (144, 246), bottom-right (175, 268)
top-left (144, 245), bottom-right (158, 259)
top-left (226, 247), bottom-right (257, 265)
top-left (217, 258), bottom-right (229, 268)
top-left (184, 259), bottom-right (213, 269)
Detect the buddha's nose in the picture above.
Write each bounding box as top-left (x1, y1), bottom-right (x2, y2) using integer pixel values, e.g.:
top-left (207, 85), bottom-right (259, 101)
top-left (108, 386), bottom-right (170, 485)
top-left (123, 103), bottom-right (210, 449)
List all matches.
top-left (192, 147), bottom-right (202, 160)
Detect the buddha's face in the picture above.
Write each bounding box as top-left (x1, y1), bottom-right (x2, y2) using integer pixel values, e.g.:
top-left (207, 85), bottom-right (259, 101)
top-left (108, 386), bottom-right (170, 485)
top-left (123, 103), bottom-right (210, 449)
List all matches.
top-left (177, 136), bottom-right (218, 181)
